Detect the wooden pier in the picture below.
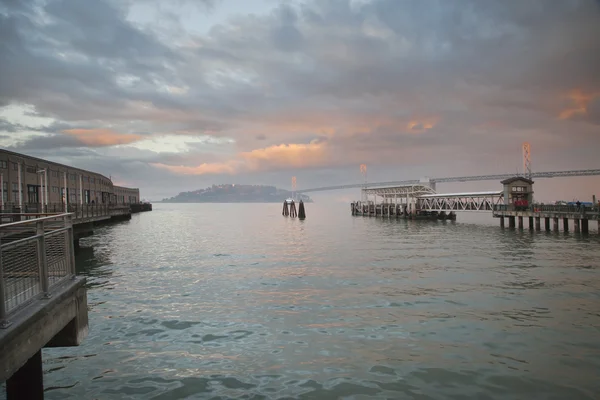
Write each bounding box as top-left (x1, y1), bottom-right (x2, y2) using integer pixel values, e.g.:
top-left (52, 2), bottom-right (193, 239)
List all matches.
top-left (350, 177), bottom-right (599, 233)
top-left (351, 201), bottom-right (456, 220)
top-left (1, 214), bottom-right (88, 399)
top-left (493, 206), bottom-right (599, 233)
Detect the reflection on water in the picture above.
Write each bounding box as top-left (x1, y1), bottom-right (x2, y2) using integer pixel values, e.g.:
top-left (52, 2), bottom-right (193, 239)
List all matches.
top-left (5, 203), bottom-right (599, 399)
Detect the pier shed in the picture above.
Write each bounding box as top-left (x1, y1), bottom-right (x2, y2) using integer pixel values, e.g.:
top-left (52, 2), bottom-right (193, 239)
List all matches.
top-left (501, 177), bottom-right (534, 206)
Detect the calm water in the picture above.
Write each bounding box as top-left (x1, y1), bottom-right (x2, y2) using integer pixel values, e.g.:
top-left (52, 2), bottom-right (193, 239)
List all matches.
top-left (17, 204), bottom-right (600, 398)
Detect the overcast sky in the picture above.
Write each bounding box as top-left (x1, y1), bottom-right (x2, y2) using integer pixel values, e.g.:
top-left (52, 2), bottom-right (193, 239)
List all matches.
top-left (1, 0), bottom-right (599, 202)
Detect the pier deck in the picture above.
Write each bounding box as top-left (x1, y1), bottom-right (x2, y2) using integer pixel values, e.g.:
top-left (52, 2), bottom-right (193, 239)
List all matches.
top-left (1, 214), bottom-right (88, 399)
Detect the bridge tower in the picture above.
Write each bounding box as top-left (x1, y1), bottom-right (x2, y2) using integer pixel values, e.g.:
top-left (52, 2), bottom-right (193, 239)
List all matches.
top-left (292, 176), bottom-right (297, 200)
top-left (360, 164), bottom-right (367, 201)
top-left (523, 142), bottom-right (532, 179)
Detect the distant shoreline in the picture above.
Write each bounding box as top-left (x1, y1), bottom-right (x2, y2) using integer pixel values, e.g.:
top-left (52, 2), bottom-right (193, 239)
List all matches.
top-left (161, 184), bottom-right (313, 204)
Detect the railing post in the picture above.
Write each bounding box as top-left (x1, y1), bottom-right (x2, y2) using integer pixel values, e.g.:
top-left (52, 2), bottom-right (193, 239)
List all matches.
top-left (36, 220), bottom-right (51, 298)
top-left (65, 214), bottom-right (77, 278)
top-left (0, 236), bottom-right (12, 328)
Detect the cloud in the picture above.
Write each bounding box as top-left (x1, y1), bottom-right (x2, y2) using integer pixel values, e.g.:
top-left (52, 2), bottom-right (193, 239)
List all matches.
top-left (62, 128), bottom-right (143, 146)
top-left (152, 140), bottom-right (329, 175)
top-left (559, 89), bottom-right (600, 123)
top-left (152, 161), bottom-right (238, 175)
top-left (1, 0), bottom-right (600, 199)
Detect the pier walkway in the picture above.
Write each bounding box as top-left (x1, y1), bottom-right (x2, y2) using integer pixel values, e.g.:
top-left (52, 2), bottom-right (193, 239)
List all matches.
top-left (1, 213), bottom-right (88, 399)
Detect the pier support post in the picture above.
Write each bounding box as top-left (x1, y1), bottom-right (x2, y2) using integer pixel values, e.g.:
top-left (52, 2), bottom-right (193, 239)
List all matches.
top-left (544, 217), bottom-right (550, 231)
top-left (509, 216), bottom-right (515, 228)
top-left (518, 216), bottom-right (523, 229)
top-left (563, 218), bottom-right (569, 232)
top-left (581, 219), bottom-right (589, 234)
top-left (553, 217), bottom-right (559, 231)
top-left (528, 216), bottom-right (534, 230)
top-left (574, 219), bottom-right (580, 233)
top-left (500, 217), bottom-right (504, 228)
top-left (535, 217), bottom-right (541, 231)
top-left (6, 350), bottom-right (44, 400)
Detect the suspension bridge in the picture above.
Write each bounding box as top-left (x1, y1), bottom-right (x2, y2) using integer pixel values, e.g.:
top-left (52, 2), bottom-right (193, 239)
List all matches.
top-left (297, 168), bottom-right (600, 193)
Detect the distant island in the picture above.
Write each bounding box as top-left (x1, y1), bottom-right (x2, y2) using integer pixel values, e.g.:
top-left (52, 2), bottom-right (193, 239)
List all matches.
top-left (161, 184), bottom-right (313, 203)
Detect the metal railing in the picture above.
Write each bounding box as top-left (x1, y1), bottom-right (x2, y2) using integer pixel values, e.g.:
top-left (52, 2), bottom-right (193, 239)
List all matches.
top-left (494, 204), bottom-right (600, 215)
top-left (0, 213), bottom-right (76, 328)
top-left (1, 203), bottom-right (133, 225)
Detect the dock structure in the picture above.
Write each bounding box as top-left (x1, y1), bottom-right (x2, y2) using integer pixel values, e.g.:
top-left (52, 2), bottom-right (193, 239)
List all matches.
top-left (351, 176), bottom-right (600, 232)
top-left (1, 213), bottom-right (88, 399)
top-left (1, 149), bottom-right (152, 248)
top-left (352, 182), bottom-right (453, 219)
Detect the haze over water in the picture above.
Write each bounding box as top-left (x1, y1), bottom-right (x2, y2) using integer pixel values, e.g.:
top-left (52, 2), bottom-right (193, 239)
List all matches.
top-left (19, 204), bottom-right (600, 399)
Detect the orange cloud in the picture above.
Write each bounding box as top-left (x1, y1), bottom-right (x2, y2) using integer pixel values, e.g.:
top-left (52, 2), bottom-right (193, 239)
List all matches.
top-left (152, 141), bottom-right (329, 175)
top-left (152, 161), bottom-right (239, 175)
top-left (406, 117), bottom-right (438, 133)
top-left (241, 142), bottom-right (328, 170)
top-left (63, 128), bottom-right (143, 146)
top-left (558, 89), bottom-right (599, 120)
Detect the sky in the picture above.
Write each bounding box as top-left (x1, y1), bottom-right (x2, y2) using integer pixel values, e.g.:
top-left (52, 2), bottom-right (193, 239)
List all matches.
top-left (1, 0), bottom-right (599, 202)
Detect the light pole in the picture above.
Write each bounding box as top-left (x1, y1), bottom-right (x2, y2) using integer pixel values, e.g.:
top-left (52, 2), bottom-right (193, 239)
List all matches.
top-left (37, 169), bottom-right (48, 213)
top-left (1, 173), bottom-right (4, 211)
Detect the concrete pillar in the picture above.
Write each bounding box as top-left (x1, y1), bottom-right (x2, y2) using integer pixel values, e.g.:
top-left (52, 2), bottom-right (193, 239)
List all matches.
top-left (581, 219), bottom-right (589, 234)
top-left (6, 350), bottom-right (44, 400)
top-left (500, 217), bottom-right (505, 228)
top-left (553, 217), bottom-right (559, 231)
top-left (509, 216), bottom-right (515, 228)
top-left (574, 219), bottom-right (580, 233)
top-left (563, 218), bottom-right (569, 232)
top-left (529, 216), bottom-right (534, 230)
top-left (545, 217), bottom-right (550, 231)
top-left (535, 217), bottom-right (541, 231)
top-left (518, 216), bottom-right (523, 229)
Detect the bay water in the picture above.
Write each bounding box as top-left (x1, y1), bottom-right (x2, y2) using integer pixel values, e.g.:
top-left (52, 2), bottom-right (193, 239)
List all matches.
top-left (10, 203), bottom-right (600, 399)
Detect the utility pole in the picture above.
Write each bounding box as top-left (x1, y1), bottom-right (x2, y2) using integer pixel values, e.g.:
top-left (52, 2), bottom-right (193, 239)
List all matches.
top-left (360, 164), bottom-right (367, 202)
top-left (522, 142), bottom-right (531, 179)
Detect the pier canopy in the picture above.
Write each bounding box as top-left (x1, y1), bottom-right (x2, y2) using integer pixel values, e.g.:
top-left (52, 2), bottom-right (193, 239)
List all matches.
top-left (418, 190), bottom-right (503, 199)
top-left (362, 184), bottom-right (436, 198)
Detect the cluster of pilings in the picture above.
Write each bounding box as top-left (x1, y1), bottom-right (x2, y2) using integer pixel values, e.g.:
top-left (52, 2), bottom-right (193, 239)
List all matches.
top-left (497, 213), bottom-right (596, 233)
top-left (282, 200), bottom-right (306, 220)
top-left (351, 201), bottom-right (455, 220)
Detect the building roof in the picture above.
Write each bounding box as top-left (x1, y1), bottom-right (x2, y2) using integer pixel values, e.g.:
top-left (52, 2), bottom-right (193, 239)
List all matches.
top-left (419, 191), bottom-right (502, 198)
top-left (0, 148), bottom-right (112, 182)
top-left (500, 176), bottom-right (534, 185)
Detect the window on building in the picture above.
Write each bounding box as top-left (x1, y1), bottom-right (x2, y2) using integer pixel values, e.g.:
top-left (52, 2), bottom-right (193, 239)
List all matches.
top-left (0, 160), bottom-right (7, 169)
top-left (12, 162), bottom-right (18, 171)
top-left (91, 178), bottom-right (95, 184)
top-left (52, 186), bottom-right (59, 193)
top-left (26, 167), bottom-right (36, 174)
top-left (2, 182), bottom-right (7, 203)
top-left (51, 171), bottom-right (58, 178)
top-left (70, 174), bottom-right (76, 181)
